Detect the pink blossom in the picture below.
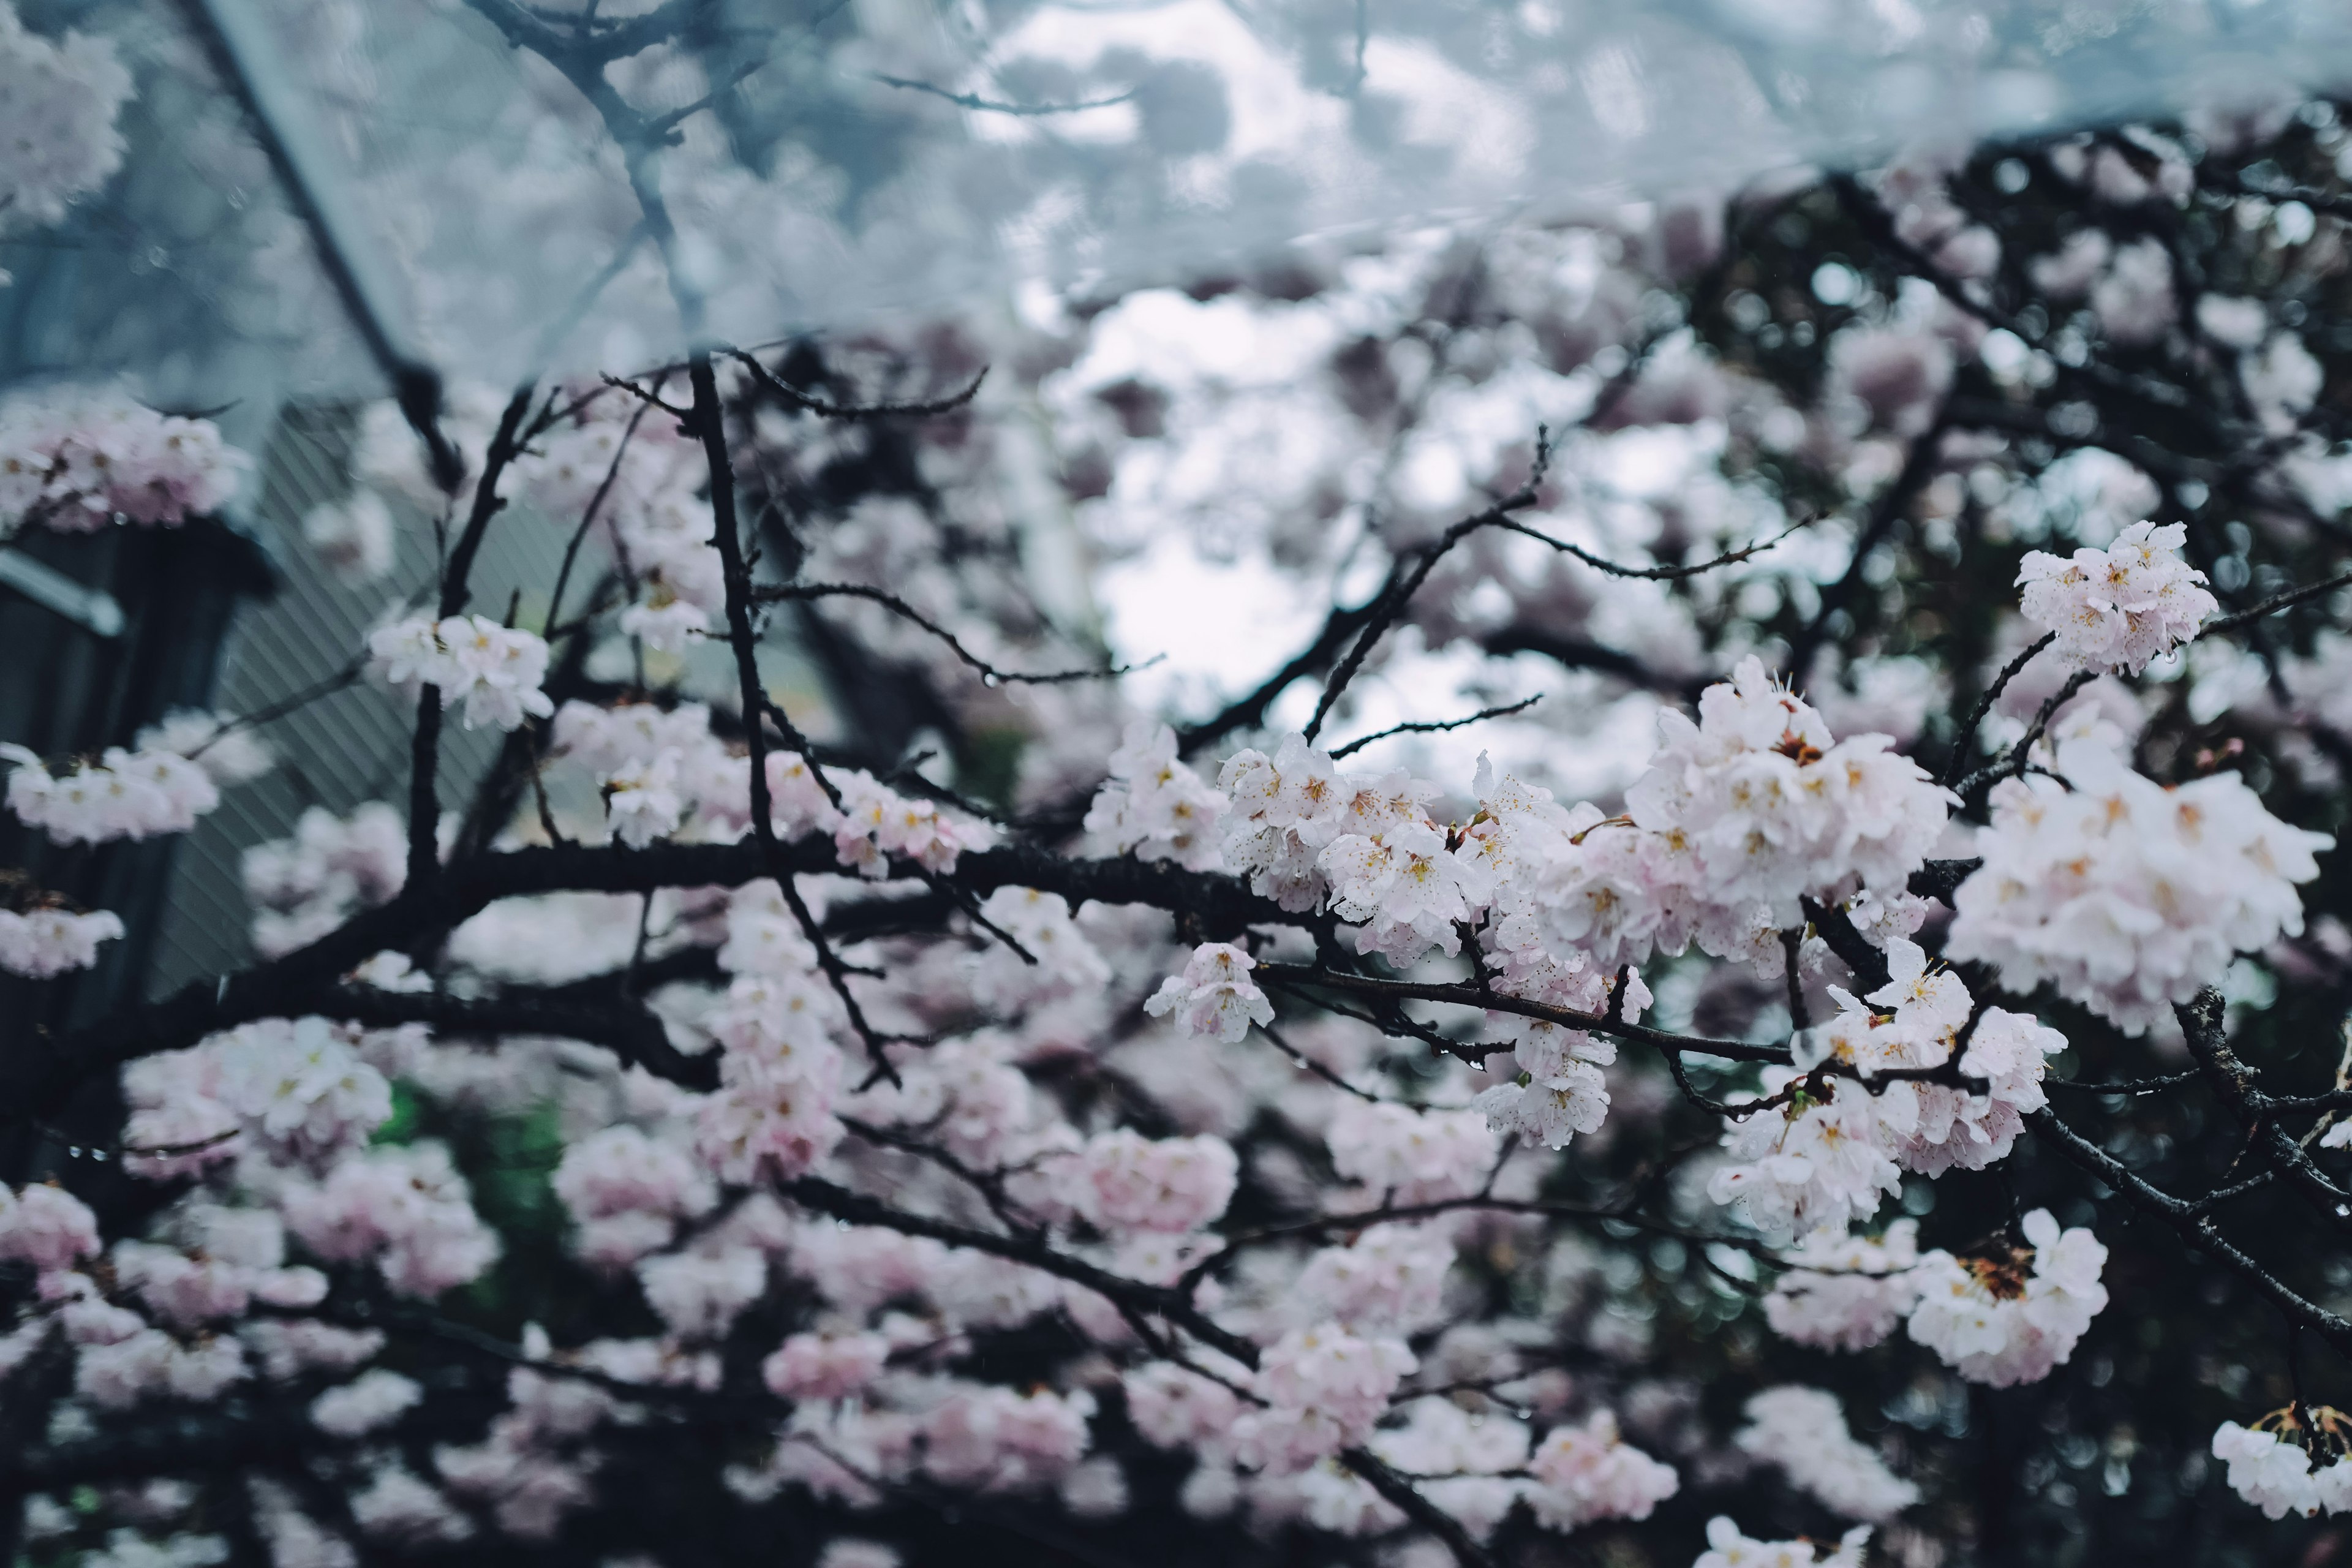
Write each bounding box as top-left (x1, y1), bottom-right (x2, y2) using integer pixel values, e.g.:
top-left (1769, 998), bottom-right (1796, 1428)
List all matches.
top-left (763, 1330), bottom-right (891, 1400)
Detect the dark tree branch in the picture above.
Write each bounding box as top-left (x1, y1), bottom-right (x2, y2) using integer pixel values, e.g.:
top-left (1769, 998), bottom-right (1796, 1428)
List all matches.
top-left (408, 386), bottom-right (536, 894)
top-left (1942, 631), bottom-right (2056, 789)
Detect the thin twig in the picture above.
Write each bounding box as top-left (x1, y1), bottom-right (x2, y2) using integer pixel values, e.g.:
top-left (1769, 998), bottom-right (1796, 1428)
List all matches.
top-left (1942, 631), bottom-right (2056, 788)
top-left (872, 72), bottom-right (1137, 116)
top-left (731, 348), bottom-right (987, 422)
top-left (756, 581), bottom-right (1137, 685)
top-left (1327, 696), bottom-right (1542, 760)
top-left (1495, 514), bottom-right (1804, 581)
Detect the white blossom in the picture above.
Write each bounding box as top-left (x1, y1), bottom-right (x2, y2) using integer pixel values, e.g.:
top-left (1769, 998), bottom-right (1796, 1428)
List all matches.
top-left (1085, 721), bottom-right (1228, 870)
top-left (1144, 942), bottom-right (1273, 1043)
top-left (1905, 1209), bottom-right (2107, 1386)
top-left (366, 614), bottom-right (556, 733)
top-left (1735, 1386), bottom-right (1917, 1521)
top-left (2018, 519), bottom-right (2217, 674)
top-left (1693, 1517), bottom-right (1871, 1568)
top-left (1763, 1221), bottom-right (1924, 1352)
top-left (1948, 737), bottom-right (2329, 1033)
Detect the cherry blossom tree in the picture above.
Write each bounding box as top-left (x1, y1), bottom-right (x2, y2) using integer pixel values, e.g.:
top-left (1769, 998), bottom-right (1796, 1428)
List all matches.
top-left (13, 5), bottom-right (2352, 1567)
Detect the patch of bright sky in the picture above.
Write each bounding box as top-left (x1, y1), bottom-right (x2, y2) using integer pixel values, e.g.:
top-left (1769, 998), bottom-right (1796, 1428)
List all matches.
top-left (976, 0), bottom-right (1360, 182)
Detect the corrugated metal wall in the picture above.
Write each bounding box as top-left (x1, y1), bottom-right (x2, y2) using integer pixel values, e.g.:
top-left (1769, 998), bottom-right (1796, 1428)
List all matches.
top-left (145, 405), bottom-right (571, 996)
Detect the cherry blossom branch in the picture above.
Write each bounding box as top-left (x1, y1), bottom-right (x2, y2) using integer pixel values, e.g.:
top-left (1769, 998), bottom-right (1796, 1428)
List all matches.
top-left (1254, 962), bottom-right (1790, 1065)
top-left (775, 1175), bottom-right (1260, 1364)
top-left (2201, 565), bottom-right (2352, 635)
top-left (730, 347), bottom-right (988, 422)
top-left (190, 655), bottom-right (368, 758)
top-left (0, 835), bottom-right (1295, 1124)
top-left (1175, 593), bottom-right (1385, 757)
top-left (1908, 858), bottom-right (1980, 904)
top-left (684, 354), bottom-right (911, 1079)
top-left (408, 387), bottom-right (535, 893)
top-left (545, 380), bottom-right (658, 635)
top-left (870, 73), bottom-right (1138, 117)
top-left (1940, 631), bottom-right (2056, 788)
top-left (1952, 668), bottom-right (2096, 802)
top-left (838, 1115), bottom-right (1046, 1240)
top-left (1302, 428), bottom-right (1556, 742)
top-left (1252, 1021), bottom-right (1386, 1102)
top-left (1477, 625), bottom-right (1705, 699)
top-left (306, 984), bottom-right (715, 1090)
top-left (1325, 696), bottom-right (1542, 760)
top-left (1340, 1447), bottom-right (1499, 1568)
top-left (1178, 1194), bottom-right (1772, 1295)
top-left (1494, 514), bottom-right (1806, 581)
top-left (1801, 895), bottom-right (1891, 991)
top-left (1784, 404), bottom-right (1952, 679)
top-left (754, 581), bottom-right (1134, 685)
top-left (2027, 1106), bottom-right (2352, 1359)
top-left (2043, 1070), bottom-right (2201, 1096)
top-left (2176, 987), bottom-right (2352, 1239)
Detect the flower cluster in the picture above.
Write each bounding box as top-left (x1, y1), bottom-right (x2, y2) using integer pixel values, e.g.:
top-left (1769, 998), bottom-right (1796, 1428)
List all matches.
top-left (1303, 772), bottom-right (1487, 965)
top-left (312, 1369), bottom-right (425, 1439)
top-left (1710, 1071), bottom-right (1904, 1237)
top-left (302, 491), bottom-right (398, 583)
top-left (1219, 732), bottom-right (1349, 910)
top-left (1948, 737), bottom-right (2331, 1033)
top-left (1144, 942), bottom-right (1274, 1043)
top-left (122, 1016), bottom-right (397, 1175)
top-left (132, 709), bottom-right (276, 788)
top-left (1735, 1386), bottom-right (1918, 1521)
top-left (1086, 721), bottom-right (1228, 870)
top-left (1904, 1210), bottom-right (2108, 1386)
top-left (367, 614), bottom-right (556, 732)
top-left (918, 1385), bottom-right (1096, 1493)
top-left (695, 880), bottom-right (849, 1183)
top-left (1763, 1209), bottom-right (2109, 1391)
top-left (3, 743), bottom-right (221, 844)
top-left (1070, 1129), bottom-right (1239, 1235)
top-left (110, 1205), bottom-right (326, 1332)
top-left (1233, 1323), bottom-right (1416, 1472)
top-left (1295, 1223), bottom-right (1455, 1334)
top-left (1518, 659), bottom-right (1950, 975)
top-left (551, 1125), bottom-right (717, 1268)
top-left (0, 1), bottom-right (132, 228)
top-left (763, 1330), bottom-right (891, 1401)
top-left (1221, 731), bottom-right (1509, 965)
top-left (1360, 1399), bottom-right (1533, 1540)
top-left (0, 1181), bottom-right (101, 1272)
top-left (1714, 938), bottom-right (2064, 1234)
top-left (553, 700), bottom-right (742, 848)
top-left (1524, 1411), bottom-right (1681, 1531)
top-left (1324, 1101), bottom-right (1499, 1204)
top-left (2212, 1414), bottom-right (2352, 1519)
top-left (0, 390), bottom-right (246, 532)
top-left (281, 1143), bottom-right (503, 1299)
top-left (0, 901), bottom-right (122, 978)
top-left (832, 772), bottom-right (981, 876)
top-left (2018, 519), bottom-right (2217, 674)
top-left (1694, 1518), bottom-right (1872, 1568)
top-left (1762, 1221), bottom-right (1924, 1352)
top-left (243, 802), bottom-right (409, 957)
top-left (967, 886), bottom-right (1112, 1011)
